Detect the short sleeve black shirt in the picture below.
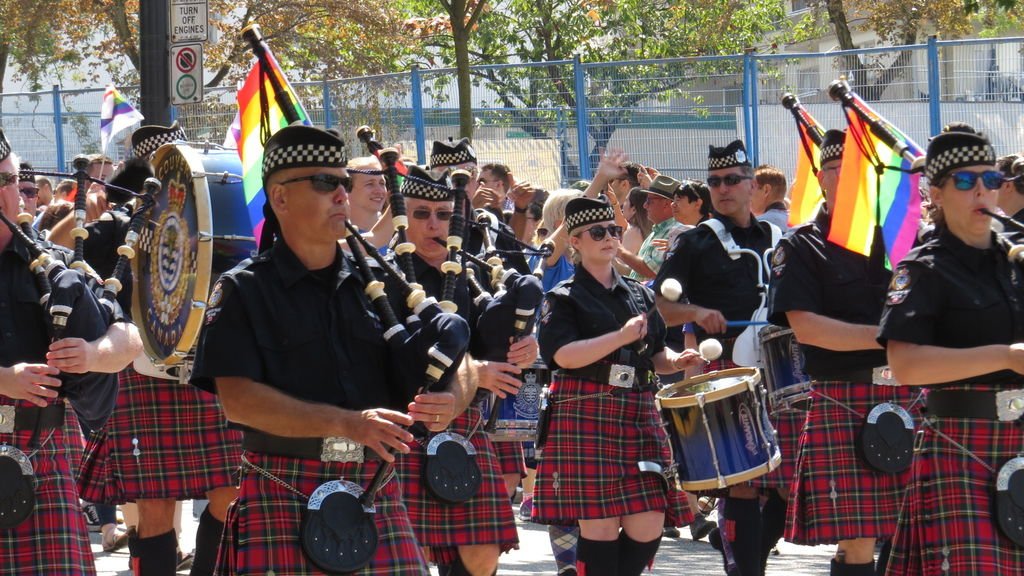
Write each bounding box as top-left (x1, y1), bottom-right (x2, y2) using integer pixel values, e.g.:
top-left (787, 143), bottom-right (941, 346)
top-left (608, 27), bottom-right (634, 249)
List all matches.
top-left (767, 208), bottom-right (889, 378)
top-left (190, 240), bottom-right (401, 411)
top-left (0, 240), bottom-right (55, 367)
top-left (653, 213), bottom-right (775, 341)
top-left (539, 266), bottom-right (667, 371)
top-left (82, 206), bottom-right (133, 315)
top-left (878, 227), bottom-right (1024, 388)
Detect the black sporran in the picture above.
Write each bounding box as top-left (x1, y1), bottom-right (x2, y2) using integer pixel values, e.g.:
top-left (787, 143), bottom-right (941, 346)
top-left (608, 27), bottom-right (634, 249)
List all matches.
top-left (856, 402), bottom-right (914, 474)
top-left (0, 446), bottom-right (36, 529)
top-left (424, 432), bottom-right (481, 504)
top-left (996, 457), bottom-right (1024, 548)
top-left (300, 480), bottom-right (378, 574)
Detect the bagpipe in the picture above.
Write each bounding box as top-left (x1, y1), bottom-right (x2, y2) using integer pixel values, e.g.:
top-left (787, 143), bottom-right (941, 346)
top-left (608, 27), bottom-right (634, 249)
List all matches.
top-left (3, 157), bottom-right (159, 429)
top-left (828, 79), bottom-right (925, 171)
top-left (781, 92), bottom-right (827, 172)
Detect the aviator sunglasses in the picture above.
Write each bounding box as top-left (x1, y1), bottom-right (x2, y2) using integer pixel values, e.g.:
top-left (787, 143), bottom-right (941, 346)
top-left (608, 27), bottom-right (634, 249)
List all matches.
top-left (945, 170), bottom-right (1006, 192)
top-left (411, 209), bottom-right (454, 221)
top-left (576, 224), bottom-right (623, 241)
top-left (279, 173), bottom-right (351, 193)
top-left (706, 174), bottom-right (752, 188)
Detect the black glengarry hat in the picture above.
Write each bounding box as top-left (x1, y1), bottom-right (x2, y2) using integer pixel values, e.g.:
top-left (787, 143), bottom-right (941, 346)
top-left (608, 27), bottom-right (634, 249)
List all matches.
top-left (925, 123), bottom-right (996, 184)
top-left (820, 129), bottom-right (846, 165)
top-left (262, 124), bottom-right (347, 185)
top-left (401, 165), bottom-right (452, 201)
top-left (131, 122), bottom-right (187, 158)
top-left (564, 197), bottom-right (615, 234)
top-left (0, 129), bottom-right (11, 163)
top-left (430, 137), bottom-right (476, 168)
top-left (708, 140), bottom-right (750, 171)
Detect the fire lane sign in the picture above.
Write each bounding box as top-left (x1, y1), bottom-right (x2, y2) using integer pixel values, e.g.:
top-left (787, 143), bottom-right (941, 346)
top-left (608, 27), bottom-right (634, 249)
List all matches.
top-left (171, 0), bottom-right (208, 43)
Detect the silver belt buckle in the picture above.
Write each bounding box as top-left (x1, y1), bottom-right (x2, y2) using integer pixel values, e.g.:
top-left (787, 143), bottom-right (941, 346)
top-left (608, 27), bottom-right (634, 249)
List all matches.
top-left (609, 364), bottom-right (636, 388)
top-left (996, 389), bottom-right (1024, 422)
top-left (0, 406), bottom-right (15, 434)
top-left (320, 437), bottom-right (364, 463)
top-left (872, 366), bottom-right (899, 386)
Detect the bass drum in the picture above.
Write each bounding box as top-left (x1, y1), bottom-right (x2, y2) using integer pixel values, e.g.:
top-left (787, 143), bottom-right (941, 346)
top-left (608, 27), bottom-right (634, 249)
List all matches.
top-left (133, 144), bottom-right (256, 371)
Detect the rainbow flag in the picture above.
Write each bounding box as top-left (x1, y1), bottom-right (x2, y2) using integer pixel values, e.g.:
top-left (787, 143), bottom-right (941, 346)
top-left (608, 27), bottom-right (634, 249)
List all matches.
top-left (99, 85), bottom-right (144, 153)
top-left (788, 120), bottom-right (823, 227)
top-left (236, 48), bottom-right (310, 240)
top-left (827, 104), bottom-right (924, 266)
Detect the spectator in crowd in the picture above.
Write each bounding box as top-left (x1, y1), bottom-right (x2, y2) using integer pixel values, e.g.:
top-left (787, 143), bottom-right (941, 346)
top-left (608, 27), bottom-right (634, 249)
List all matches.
top-left (753, 164), bottom-right (790, 229)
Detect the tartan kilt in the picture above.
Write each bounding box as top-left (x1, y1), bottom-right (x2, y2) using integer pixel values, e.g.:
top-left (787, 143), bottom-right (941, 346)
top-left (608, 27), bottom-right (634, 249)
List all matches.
top-left (886, 409), bottom-right (1024, 576)
top-left (215, 452), bottom-right (428, 576)
top-left (787, 380), bottom-right (924, 545)
top-left (1, 400), bottom-right (95, 576)
top-left (532, 375), bottom-right (692, 527)
top-left (492, 439), bottom-right (527, 478)
top-left (749, 407), bottom-right (805, 490)
top-left (396, 403), bottom-right (519, 565)
top-left (77, 366), bottom-right (242, 503)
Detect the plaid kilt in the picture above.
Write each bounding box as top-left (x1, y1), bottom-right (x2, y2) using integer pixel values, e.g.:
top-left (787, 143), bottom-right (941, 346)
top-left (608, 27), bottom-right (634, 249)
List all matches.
top-left (886, 407), bottom-right (1024, 576)
top-left (749, 407), bottom-right (805, 490)
top-left (532, 375), bottom-right (692, 527)
top-left (215, 452), bottom-right (428, 576)
top-left (1, 400), bottom-right (95, 576)
top-left (786, 380), bottom-right (924, 545)
top-left (492, 439), bottom-right (527, 478)
top-left (77, 366), bottom-right (241, 503)
top-left (397, 403), bottom-right (519, 565)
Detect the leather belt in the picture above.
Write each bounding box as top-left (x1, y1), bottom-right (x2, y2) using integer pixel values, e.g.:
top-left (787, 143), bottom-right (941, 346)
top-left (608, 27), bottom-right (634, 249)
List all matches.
top-left (242, 431), bottom-right (380, 463)
top-left (827, 366), bottom-right (899, 386)
top-left (928, 389), bottom-right (1024, 422)
top-left (0, 404), bottom-right (65, 435)
top-left (562, 363), bottom-right (655, 391)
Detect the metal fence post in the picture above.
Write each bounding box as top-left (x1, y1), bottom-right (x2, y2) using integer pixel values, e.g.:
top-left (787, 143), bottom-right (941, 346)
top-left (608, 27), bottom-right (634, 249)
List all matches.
top-left (741, 52), bottom-right (755, 160)
top-left (410, 67), bottom-right (426, 165)
top-left (749, 55), bottom-right (760, 167)
top-left (52, 85), bottom-right (65, 170)
top-left (322, 79), bottom-right (334, 129)
top-left (573, 55), bottom-right (591, 181)
top-left (927, 36), bottom-right (942, 136)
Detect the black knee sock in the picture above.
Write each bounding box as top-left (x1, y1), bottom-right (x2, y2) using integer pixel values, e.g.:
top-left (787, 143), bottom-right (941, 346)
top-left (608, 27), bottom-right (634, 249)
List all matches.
top-left (128, 529), bottom-right (178, 576)
top-left (617, 531), bottom-right (661, 576)
top-left (830, 558), bottom-right (875, 576)
top-left (577, 536), bottom-right (620, 576)
top-left (759, 491), bottom-right (788, 571)
top-left (189, 508), bottom-right (224, 576)
top-left (723, 496), bottom-right (763, 576)
top-left (443, 556), bottom-right (470, 576)
top-left (875, 539), bottom-right (892, 576)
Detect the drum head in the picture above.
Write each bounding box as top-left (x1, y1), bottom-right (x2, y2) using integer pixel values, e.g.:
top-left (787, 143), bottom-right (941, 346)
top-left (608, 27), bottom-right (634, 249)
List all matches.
top-left (134, 144), bottom-right (214, 365)
top-left (656, 367), bottom-right (761, 409)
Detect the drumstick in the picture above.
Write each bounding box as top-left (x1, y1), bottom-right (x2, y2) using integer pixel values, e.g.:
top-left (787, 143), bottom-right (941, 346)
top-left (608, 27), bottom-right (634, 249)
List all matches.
top-left (726, 320), bottom-right (770, 328)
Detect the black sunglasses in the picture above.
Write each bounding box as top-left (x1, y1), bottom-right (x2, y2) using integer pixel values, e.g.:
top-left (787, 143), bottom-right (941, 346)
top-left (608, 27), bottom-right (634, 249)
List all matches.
top-left (279, 173), bottom-right (351, 193)
top-left (576, 224), bottom-right (623, 241)
top-left (411, 209), bottom-right (454, 221)
top-left (707, 174), bottom-right (752, 188)
top-left (19, 186), bottom-right (39, 198)
top-left (945, 170), bottom-right (1005, 192)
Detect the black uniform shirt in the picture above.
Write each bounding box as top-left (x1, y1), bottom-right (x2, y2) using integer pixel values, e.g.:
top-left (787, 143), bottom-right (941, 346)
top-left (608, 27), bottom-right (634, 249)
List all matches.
top-left (768, 207), bottom-right (889, 378)
top-left (539, 265), bottom-right (667, 371)
top-left (82, 205), bottom-right (133, 315)
top-left (654, 213), bottom-right (775, 341)
top-left (0, 239), bottom-right (54, 367)
top-left (878, 227), bottom-right (1024, 388)
top-left (190, 240), bottom-right (400, 410)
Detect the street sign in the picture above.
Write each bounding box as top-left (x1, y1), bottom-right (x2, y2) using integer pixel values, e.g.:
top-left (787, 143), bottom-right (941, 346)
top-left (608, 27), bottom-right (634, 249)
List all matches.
top-left (170, 43), bottom-right (203, 105)
top-left (170, 0), bottom-right (208, 43)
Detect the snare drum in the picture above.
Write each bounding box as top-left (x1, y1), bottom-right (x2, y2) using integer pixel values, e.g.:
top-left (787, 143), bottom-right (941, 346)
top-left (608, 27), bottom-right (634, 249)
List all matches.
top-left (134, 144), bottom-right (256, 368)
top-left (656, 368), bottom-right (780, 491)
top-left (488, 362), bottom-right (548, 442)
top-left (758, 324), bottom-right (811, 414)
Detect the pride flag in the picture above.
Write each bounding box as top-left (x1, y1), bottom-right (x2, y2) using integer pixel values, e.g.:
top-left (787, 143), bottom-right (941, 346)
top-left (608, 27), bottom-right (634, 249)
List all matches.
top-left (788, 120), bottom-right (824, 227)
top-left (236, 48), bottom-right (310, 240)
top-left (827, 104), bottom-right (924, 266)
top-left (99, 85), bottom-right (144, 153)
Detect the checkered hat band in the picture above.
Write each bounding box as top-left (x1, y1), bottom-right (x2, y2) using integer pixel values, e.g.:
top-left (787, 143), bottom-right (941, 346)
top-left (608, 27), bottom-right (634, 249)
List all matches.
top-left (708, 155), bottom-right (744, 170)
top-left (821, 143), bottom-right (844, 163)
top-left (925, 144), bottom-right (996, 182)
top-left (0, 138), bottom-right (9, 162)
top-left (430, 150), bottom-right (474, 167)
top-left (262, 144), bottom-right (347, 176)
top-left (566, 206), bottom-right (615, 233)
top-left (134, 127), bottom-right (186, 158)
top-left (401, 173), bottom-right (452, 201)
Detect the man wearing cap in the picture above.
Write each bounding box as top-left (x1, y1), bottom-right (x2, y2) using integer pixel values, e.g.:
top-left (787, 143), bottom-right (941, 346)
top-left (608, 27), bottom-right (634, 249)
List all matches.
top-left (190, 125), bottom-right (459, 574)
top-left (654, 139), bottom-right (782, 576)
top-left (385, 164), bottom-right (524, 576)
top-left (0, 128), bottom-right (142, 575)
top-left (71, 124), bottom-right (241, 576)
top-left (768, 128), bottom-right (922, 576)
top-left (618, 175), bottom-right (684, 280)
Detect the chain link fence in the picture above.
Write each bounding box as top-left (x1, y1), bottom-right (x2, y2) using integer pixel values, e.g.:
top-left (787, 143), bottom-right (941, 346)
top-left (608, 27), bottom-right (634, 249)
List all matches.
top-left (2, 37), bottom-right (1021, 186)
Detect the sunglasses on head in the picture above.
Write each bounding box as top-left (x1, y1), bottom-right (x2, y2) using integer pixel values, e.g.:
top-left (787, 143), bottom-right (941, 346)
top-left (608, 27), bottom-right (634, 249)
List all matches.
top-left (411, 209), bottom-right (454, 221)
top-left (945, 170), bottom-right (1005, 192)
top-left (707, 174), bottom-right (752, 188)
top-left (576, 224), bottom-right (623, 241)
top-left (0, 172), bottom-right (18, 187)
top-left (279, 173), bottom-right (351, 193)
top-left (19, 186), bottom-right (39, 198)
